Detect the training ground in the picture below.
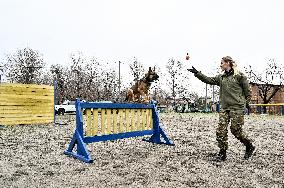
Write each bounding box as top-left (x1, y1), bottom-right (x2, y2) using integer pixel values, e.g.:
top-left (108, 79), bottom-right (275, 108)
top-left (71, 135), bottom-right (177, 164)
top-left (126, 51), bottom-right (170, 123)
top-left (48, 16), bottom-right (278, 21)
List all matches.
top-left (1, 113), bottom-right (283, 187)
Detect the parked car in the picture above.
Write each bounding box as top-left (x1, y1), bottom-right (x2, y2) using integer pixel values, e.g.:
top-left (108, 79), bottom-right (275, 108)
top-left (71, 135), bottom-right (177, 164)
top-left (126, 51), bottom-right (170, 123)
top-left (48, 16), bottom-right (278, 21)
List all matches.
top-left (55, 100), bottom-right (83, 115)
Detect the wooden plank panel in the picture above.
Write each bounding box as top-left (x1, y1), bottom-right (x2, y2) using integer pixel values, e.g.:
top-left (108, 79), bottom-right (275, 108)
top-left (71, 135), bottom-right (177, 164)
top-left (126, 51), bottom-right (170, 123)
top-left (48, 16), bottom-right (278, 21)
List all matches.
top-left (0, 116), bottom-right (54, 125)
top-left (0, 109), bottom-right (54, 115)
top-left (0, 92), bottom-right (53, 96)
top-left (0, 115), bottom-right (54, 119)
top-left (1, 119), bottom-right (54, 125)
top-left (0, 105), bottom-right (54, 110)
top-left (0, 92), bottom-right (54, 97)
top-left (0, 99), bottom-right (54, 106)
top-left (0, 83), bottom-right (54, 126)
top-left (0, 83), bottom-right (54, 89)
top-left (0, 114), bottom-right (53, 119)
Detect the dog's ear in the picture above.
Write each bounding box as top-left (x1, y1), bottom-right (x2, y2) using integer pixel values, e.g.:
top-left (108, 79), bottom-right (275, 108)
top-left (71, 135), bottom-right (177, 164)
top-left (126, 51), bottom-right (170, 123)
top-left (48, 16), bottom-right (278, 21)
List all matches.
top-left (153, 66), bottom-right (155, 71)
top-left (149, 67), bottom-right (152, 72)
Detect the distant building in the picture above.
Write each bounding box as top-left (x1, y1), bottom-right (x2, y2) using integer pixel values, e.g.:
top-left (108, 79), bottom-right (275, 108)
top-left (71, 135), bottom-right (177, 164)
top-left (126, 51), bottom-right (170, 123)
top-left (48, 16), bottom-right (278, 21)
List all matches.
top-left (250, 83), bottom-right (284, 114)
top-left (250, 83), bottom-right (284, 104)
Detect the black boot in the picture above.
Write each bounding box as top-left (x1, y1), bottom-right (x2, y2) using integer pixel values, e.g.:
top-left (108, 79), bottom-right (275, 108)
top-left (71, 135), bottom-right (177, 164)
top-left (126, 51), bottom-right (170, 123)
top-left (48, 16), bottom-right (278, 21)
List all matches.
top-left (244, 143), bottom-right (255, 159)
top-left (216, 149), bottom-right (227, 161)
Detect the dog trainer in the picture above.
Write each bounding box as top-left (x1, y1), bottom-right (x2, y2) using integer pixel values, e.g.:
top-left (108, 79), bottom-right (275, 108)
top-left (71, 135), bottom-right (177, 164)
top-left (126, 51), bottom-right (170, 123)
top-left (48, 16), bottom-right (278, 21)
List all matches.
top-left (188, 56), bottom-right (255, 161)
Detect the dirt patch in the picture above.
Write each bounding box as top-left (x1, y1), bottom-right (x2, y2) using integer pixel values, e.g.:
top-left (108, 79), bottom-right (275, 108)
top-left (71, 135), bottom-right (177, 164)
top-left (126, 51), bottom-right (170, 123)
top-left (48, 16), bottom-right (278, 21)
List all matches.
top-left (1, 113), bottom-right (284, 187)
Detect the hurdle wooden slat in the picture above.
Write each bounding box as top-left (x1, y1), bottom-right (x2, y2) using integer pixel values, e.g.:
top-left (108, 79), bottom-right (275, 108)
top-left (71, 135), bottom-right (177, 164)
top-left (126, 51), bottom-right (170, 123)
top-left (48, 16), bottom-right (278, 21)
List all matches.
top-left (106, 109), bottom-right (111, 134)
top-left (145, 109), bottom-right (149, 130)
top-left (142, 109), bottom-right (146, 130)
top-left (135, 110), bottom-right (139, 131)
top-left (149, 109), bottom-right (151, 129)
top-left (142, 110), bottom-right (145, 129)
top-left (86, 109), bottom-right (92, 136)
top-left (142, 109), bottom-right (145, 130)
top-left (117, 109), bottom-right (122, 133)
top-left (149, 109), bottom-right (153, 130)
top-left (120, 109), bottom-right (125, 133)
top-left (93, 109), bottom-right (98, 136)
top-left (101, 109), bottom-right (106, 135)
top-left (129, 109), bottom-right (135, 131)
top-left (139, 109), bottom-right (142, 130)
top-left (113, 109), bottom-right (118, 134)
top-left (131, 109), bottom-right (135, 131)
top-left (137, 109), bottom-right (141, 131)
top-left (141, 109), bottom-right (145, 130)
top-left (125, 109), bottom-right (130, 132)
top-left (147, 109), bottom-right (152, 130)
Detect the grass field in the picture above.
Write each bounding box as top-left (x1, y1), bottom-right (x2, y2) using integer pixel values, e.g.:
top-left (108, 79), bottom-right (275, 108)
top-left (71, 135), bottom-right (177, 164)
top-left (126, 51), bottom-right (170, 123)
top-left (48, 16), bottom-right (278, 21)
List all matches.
top-left (1, 113), bottom-right (284, 187)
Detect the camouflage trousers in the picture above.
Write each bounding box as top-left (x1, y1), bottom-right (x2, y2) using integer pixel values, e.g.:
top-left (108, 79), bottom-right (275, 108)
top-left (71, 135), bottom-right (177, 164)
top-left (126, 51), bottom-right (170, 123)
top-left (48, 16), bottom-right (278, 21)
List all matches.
top-left (217, 110), bottom-right (252, 150)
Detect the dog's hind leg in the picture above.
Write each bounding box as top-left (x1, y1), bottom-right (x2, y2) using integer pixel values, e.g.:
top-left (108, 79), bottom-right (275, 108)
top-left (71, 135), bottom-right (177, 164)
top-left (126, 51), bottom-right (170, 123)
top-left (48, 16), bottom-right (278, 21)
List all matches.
top-left (125, 89), bottom-right (134, 102)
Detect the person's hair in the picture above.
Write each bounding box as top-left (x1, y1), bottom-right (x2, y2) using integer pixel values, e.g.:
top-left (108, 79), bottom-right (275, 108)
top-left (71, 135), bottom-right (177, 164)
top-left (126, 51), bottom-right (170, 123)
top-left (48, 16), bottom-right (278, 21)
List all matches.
top-left (222, 56), bottom-right (235, 67)
top-left (222, 56), bottom-right (239, 74)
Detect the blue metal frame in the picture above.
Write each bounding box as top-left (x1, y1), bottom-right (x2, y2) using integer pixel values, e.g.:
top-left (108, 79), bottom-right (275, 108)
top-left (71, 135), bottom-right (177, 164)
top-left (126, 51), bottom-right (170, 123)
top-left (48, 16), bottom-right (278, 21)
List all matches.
top-left (64, 98), bottom-right (174, 163)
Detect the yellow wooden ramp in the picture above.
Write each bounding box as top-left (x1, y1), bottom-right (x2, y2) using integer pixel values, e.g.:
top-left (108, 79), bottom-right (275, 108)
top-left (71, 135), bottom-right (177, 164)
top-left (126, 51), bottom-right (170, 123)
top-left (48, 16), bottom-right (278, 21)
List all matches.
top-left (0, 83), bottom-right (54, 125)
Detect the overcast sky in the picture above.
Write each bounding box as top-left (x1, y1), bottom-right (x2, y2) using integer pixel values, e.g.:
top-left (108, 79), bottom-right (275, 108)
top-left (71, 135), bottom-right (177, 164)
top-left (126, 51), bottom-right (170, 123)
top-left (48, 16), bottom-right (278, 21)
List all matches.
top-left (1, 0), bottom-right (283, 94)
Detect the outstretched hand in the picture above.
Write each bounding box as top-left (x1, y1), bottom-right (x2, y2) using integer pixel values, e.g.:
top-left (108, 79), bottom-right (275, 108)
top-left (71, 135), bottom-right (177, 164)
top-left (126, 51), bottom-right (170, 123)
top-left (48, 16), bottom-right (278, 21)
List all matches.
top-left (187, 66), bottom-right (198, 74)
top-left (246, 103), bottom-right (250, 110)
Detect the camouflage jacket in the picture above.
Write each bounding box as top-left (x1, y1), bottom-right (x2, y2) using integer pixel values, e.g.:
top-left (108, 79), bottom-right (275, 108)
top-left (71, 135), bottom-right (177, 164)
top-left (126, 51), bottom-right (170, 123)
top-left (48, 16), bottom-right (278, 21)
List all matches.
top-left (194, 69), bottom-right (251, 111)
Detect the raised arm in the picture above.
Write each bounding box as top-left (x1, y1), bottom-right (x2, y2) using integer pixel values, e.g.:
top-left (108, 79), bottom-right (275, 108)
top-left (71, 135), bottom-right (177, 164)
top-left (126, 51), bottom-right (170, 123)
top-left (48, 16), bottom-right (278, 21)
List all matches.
top-left (188, 66), bottom-right (220, 86)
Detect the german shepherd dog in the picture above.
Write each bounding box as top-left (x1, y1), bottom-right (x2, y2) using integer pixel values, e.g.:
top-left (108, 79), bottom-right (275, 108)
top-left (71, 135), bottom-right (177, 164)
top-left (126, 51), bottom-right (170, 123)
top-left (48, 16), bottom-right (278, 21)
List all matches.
top-left (126, 67), bottom-right (159, 103)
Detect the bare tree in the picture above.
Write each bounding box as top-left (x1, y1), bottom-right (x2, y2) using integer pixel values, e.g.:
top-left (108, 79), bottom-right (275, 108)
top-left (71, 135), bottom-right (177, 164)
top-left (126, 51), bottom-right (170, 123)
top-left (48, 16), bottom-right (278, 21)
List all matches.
top-left (166, 58), bottom-right (191, 106)
top-left (82, 57), bottom-right (101, 101)
top-left (245, 59), bottom-right (283, 113)
top-left (68, 52), bottom-right (85, 99)
top-left (4, 47), bottom-right (45, 84)
top-left (48, 52), bottom-right (120, 102)
top-left (129, 57), bottom-right (145, 82)
top-left (50, 64), bottom-right (66, 104)
top-left (100, 68), bottom-right (118, 101)
top-left (39, 68), bottom-right (53, 86)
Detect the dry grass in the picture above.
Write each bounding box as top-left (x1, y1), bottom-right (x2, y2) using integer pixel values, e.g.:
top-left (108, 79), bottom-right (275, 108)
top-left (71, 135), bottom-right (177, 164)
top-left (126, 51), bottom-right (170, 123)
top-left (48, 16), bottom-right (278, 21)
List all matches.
top-left (0, 113), bottom-right (284, 188)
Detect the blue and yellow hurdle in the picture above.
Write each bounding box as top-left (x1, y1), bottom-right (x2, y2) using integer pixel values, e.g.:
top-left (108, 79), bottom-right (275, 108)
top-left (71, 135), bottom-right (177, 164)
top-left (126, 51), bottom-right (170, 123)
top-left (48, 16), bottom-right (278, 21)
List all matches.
top-left (64, 98), bottom-right (174, 163)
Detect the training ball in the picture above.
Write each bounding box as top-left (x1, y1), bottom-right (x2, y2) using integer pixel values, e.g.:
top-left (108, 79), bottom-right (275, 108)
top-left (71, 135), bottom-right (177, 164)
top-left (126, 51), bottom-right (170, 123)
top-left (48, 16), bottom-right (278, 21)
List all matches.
top-left (186, 53), bottom-right (190, 60)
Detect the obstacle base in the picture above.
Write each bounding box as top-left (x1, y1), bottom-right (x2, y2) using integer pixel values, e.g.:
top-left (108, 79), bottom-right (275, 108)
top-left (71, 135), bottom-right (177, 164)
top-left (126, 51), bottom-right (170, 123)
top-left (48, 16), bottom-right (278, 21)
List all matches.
top-left (64, 130), bottom-right (93, 163)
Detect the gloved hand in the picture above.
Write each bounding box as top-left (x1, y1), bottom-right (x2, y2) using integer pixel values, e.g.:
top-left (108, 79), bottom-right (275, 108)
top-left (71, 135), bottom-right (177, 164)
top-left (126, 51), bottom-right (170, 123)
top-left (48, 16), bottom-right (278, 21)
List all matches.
top-left (187, 66), bottom-right (198, 74)
top-left (246, 103), bottom-right (250, 109)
